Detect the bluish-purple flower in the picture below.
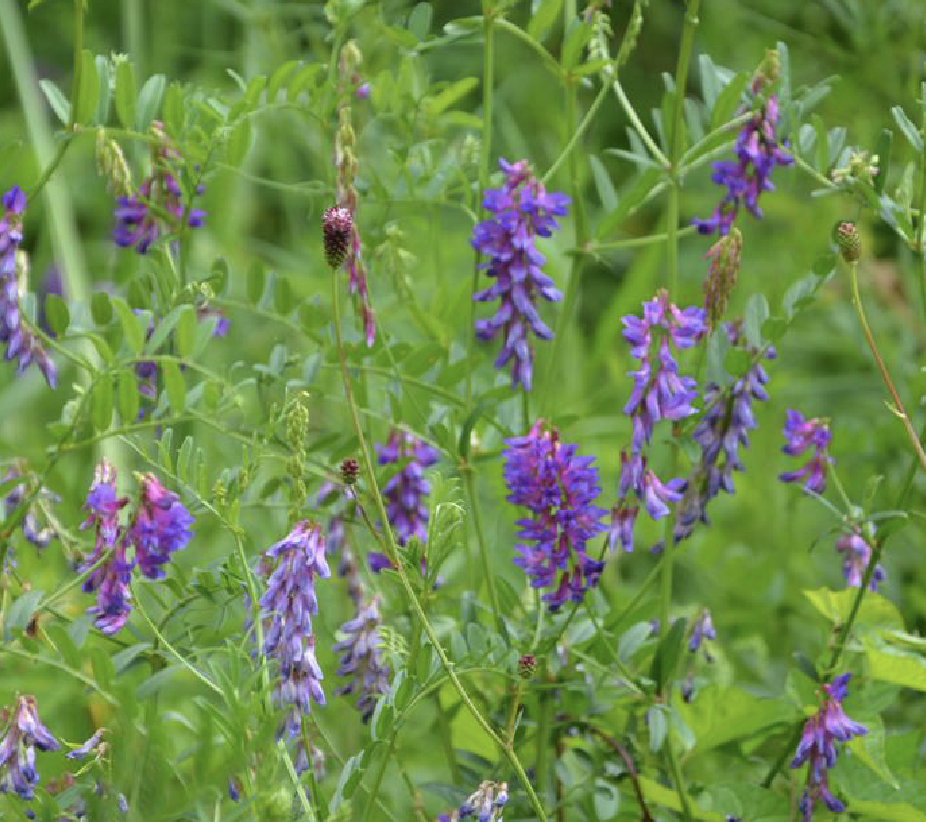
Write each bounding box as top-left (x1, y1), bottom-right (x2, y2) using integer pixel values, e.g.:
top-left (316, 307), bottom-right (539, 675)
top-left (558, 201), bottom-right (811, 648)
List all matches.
top-left (779, 410), bottom-right (832, 494)
top-left (0, 695), bottom-right (59, 801)
top-left (471, 158), bottom-right (569, 390)
top-left (693, 95), bottom-right (793, 236)
top-left (128, 473), bottom-right (194, 580)
top-left (66, 729), bottom-right (105, 761)
top-left (2, 466), bottom-right (57, 549)
top-left (504, 420), bottom-right (607, 611)
top-left (0, 186), bottom-right (56, 387)
top-left (791, 673), bottom-right (867, 820)
top-left (837, 526), bottom-right (884, 591)
top-left (377, 430), bottom-right (439, 548)
top-left (259, 521), bottom-right (330, 738)
top-left (688, 609), bottom-right (716, 657)
top-left (333, 596), bottom-right (389, 723)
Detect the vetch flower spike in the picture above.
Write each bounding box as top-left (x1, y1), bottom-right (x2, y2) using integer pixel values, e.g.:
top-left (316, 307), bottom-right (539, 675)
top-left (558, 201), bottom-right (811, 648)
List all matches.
top-left (471, 158), bottom-right (569, 390)
top-left (333, 596), bottom-right (389, 723)
top-left (791, 673), bottom-right (867, 821)
top-left (779, 410), bottom-right (833, 494)
top-left (0, 695), bottom-right (59, 801)
top-left (504, 419), bottom-right (607, 611)
top-left (376, 430), bottom-right (439, 549)
top-left (128, 473), bottom-right (194, 580)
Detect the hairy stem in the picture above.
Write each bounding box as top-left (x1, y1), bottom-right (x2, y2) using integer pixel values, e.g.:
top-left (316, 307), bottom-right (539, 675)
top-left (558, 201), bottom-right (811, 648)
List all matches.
top-left (463, 468), bottom-right (503, 636)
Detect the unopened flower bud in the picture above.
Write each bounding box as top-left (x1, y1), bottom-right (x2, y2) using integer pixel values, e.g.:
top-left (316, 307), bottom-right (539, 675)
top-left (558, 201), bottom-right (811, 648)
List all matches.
top-left (323, 206), bottom-right (353, 268)
top-left (518, 653), bottom-right (536, 680)
top-left (836, 221), bottom-right (860, 263)
top-left (95, 129), bottom-right (133, 196)
top-left (340, 458), bottom-right (360, 485)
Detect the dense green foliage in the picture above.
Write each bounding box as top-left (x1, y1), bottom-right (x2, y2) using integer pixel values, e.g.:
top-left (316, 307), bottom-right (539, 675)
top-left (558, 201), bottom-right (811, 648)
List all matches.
top-left (1, 1), bottom-right (925, 820)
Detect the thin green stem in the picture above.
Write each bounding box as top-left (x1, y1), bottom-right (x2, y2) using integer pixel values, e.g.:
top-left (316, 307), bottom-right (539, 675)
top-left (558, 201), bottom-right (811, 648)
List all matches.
top-left (466, 10), bottom-right (495, 409)
top-left (68, 0), bottom-right (84, 131)
top-left (463, 469), bottom-right (503, 636)
top-left (541, 77), bottom-right (610, 185)
top-left (664, 742), bottom-right (693, 821)
top-left (589, 225), bottom-right (697, 253)
top-left (535, 664), bottom-right (553, 805)
top-left (434, 692), bottom-right (460, 783)
top-left (848, 260), bottom-right (926, 474)
top-left (331, 266), bottom-right (547, 821)
top-left (612, 79), bottom-right (670, 168)
top-left (915, 80), bottom-right (926, 324)
top-left (27, 134), bottom-right (77, 201)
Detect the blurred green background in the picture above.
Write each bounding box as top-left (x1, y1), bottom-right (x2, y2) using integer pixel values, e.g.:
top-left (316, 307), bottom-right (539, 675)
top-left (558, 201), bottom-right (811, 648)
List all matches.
top-left (1, 0), bottom-right (925, 818)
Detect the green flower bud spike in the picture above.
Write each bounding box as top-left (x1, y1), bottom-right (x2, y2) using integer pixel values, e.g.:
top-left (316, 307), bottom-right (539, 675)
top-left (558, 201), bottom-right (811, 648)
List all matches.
top-left (836, 220), bottom-right (861, 264)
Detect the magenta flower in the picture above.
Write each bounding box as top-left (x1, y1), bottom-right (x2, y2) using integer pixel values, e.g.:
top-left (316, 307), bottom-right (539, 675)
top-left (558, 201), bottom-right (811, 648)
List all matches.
top-left (471, 158), bottom-right (569, 390)
top-left (129, 473), bottom-right (194, 580)
top-left (836, 526), bottom-right (884, 590)
top-left (779, 410), bottom-right (832, 494)
top-left (791, 674), bottom-right (867, 820)
top-left (693, 95), bottom-right (793, 236)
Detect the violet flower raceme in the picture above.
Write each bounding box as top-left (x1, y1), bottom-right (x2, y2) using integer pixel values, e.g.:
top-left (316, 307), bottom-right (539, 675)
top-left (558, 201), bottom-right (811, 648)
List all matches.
top-left (791, 674), bottom-right (867, 821)
top-left (693, 95), bottom-right (793, 236)
top-left (471, 158), bottom-right (569, 390)
top-left (779, 410), bottom-right (833, 494)
top-left (504, 420), bottom-right (607, 611)
top-left (333, 596), bottom-right (389, 723)
top-left (128, 473), bottom-right (194, 580)
top-left (0, 186), bottom-right (56, 387)
top-left (79, 461), bottom-right (134, 635)
top-left (2, 466), bottom-right (57, 549)
top-left (837, 525), bottom-right (885, 590)
top-left (0, 695), bottom-right (59, 801)
top-left (259, 521), bottom-right (330, 739)
top-left (377, 430), bottom-right (439, 548)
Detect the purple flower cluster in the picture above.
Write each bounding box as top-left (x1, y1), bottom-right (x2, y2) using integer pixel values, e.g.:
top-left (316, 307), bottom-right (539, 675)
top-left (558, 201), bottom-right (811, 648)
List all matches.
top-left (675, 330), bottom-right (773, 543)
top-left (2, 466), bottom-right (57, 550)
top-left (259, 521), bottom-right (330, 739)
top-left (471, 158), bottom-right (569, 390)
top-left (779, 410), bottom-right (832, 494)
top-left (791, 674), bottom-right (867, 820)
top-left (693, 95), bottom-right (793, 236)
top-left (438, 781), bottom-right (508, 822)
top-left (0, 186), bottom-right (56, 387)
top-left (611, 291), bottom-right (706, 552)
top-left (836, 525), bottom-right (884, 590)
top-left (333, 596), bottom-right (389, 723)
top-left (0, 695), bottom-right (59, 801)
top-left (79, 463), bottom-right (193, 634)
top-left (504, 420), bottom-right (607, 611)
top-left (113, 123), bottom-right (205, 254)
top-left (377, 430), bottom-right (439, 548)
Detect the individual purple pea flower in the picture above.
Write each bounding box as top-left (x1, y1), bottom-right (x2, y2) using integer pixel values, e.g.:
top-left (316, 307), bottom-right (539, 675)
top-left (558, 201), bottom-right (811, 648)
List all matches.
top-left (504, 420), bottom-right (607, 611)
top-left (128, 473), bottom-right (194, 580)
top-left (0, 695), bottom-right (59, 801)
top-left (228, 777), bottom-right (241, 802)
top-left (2, 465), bottom-right (57, 549)
top-left (377, 430), bottom-right (439, 548)
top-left (79, 461), bottom-right (134, 635)
top-left (0, 186), bottom-right (57, 387)
top-left (117, 794), bottom-right (129, 814)
top-left (259, 521), bottom-right (330, 739)
top-left (471, 158), bottom-right (569, 390)
top-left (688, 609), bottom-right (716, 659)
top-left (779, 410), bottom-right (832, 494)
top-left (356, 82), bottom-right (371, 100)
top-left (66, 729), bottom-right (105, 761)
top-left (693, 95), bottom-right (793, 236)
top-left (791, 674), bottom-right (867, 821)
top-left (333, 596), bottom-right (389, 723)
top-left (836, 525), bottom-right (884, 590)
top-left (456, 781), bottom-right (508, 822)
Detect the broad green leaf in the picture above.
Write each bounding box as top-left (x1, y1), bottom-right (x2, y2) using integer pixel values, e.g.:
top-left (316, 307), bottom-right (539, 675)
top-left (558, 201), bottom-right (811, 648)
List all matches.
top-left (527, 0), bottom-right (563, 42)
top-left (74, 49), bottom-right (99, 125)
top-left (803, 588), bottom-right (904, 632)
top-left (44, 294), bottom-right (69, 336)
top-left (227, 118), bottom-right (251, 165)
top-left (561, 17), bottom-right (592, 71)
top-left (849, 715), bottom-right (899, 789)
top-left (175, 305), bottom-right (196, 357)
top-left (709, 72), bottom-right (748, 132)
top-left (39, 79), bottom-right (71, 124)
top-left (891, 105), bottom-right (923, 152)
top-left (163, 361), bottom-right (186, 412)
top-left (647, 706), bottom-right (667, 752)
top-left (146, 304), bottom-right (192, 354)
top-left (266, 60), bottom-right (299, 103)
top-left (94, 54), bottom-right (112, 124)
top-left (864, 644), bottom-right (926, 692)
top-left (4, 589), bottom-right (44, 639)
top-left (650, 617), bottom-right (686, 691)
top-left (117, 369), bottom-right (140, 423)
top-left (247, 260), bottom-right (265, 305)
top-left (111, 296), bottom-right (145, 353)
top-left (91, 374), bottom-right (113, 431)
top-left (115, 59), bottom-right (137, 130)
top-left (407, 2), bottom-right (432, 40)
top-left (136, 73), bottom-right (167, 131)
top-left (91, 292), bottom-right (113, 326)
top-left (424, 77), bottom-right (478, 116)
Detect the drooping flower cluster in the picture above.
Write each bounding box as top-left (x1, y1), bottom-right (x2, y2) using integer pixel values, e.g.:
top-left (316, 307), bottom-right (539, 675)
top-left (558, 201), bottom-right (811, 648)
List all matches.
top-left (0, 186), bottom-right (56, 387)
top-left (471, 158), bottom-right (569, 390)
top-left (674, 328), bottom-right (774, 544)
top-left (112, 122), bottom-right (205, 254)
top-left (504, 420), bottom-right (607, 611)
top-left (259, 521), bottom-right (330, 740)
top-left (693, 95), bottom-right (793, 236)
top-left (836, 525), bottom-right (884, 591)
top-left (438, 781), bottom-right (508, 822)
top-left (688, 609), bottom-right (716, 657)
top-left (2, 465), bottom-right (57, 551)
top-left (333, 596), bottom-right (390, 723)
top-left (377, 430), bottom-right (439, 549)
top-left (79, 463), bottom-right (193, 634)
top-left (791, 674), bottom-right (867, 820)
top-left (779, 410), bottom-right (832, 494)
top-left (0, 695), bottom-right (59, 802)
top-left (610, 291), bottom-right (706, 553)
